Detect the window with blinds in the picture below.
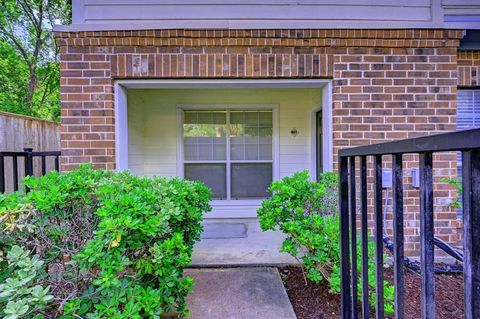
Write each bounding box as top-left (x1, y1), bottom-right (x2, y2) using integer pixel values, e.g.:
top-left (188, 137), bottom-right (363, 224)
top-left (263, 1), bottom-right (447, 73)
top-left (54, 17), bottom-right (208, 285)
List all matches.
top-left (457, 90), bottom-right (480, 129)
top-left (456, 90), bottom-right (480, 217)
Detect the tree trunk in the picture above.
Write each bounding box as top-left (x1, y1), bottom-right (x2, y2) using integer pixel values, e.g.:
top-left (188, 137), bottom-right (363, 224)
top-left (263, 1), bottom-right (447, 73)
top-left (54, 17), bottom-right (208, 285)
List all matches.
top-left (26, 66), bottom-right (37, 109)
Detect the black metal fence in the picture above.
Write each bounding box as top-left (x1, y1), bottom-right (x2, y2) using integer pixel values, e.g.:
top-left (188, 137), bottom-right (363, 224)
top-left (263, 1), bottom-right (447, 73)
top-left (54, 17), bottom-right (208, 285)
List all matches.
top-left (339, 128), bottom-right (480, 319)
top-left (0, 148), bottom-right (61, 192)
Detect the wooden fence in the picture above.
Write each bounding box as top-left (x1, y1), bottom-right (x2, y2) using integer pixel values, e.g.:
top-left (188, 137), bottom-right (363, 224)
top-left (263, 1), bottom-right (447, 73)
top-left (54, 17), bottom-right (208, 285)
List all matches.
top-left (0, 111), bottom-right (60, 193)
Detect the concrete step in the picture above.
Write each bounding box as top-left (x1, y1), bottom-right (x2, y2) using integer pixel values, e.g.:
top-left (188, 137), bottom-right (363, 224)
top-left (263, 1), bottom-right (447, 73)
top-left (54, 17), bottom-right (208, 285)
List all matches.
top-left (192, 219), bottom-right (298, 266)
top-left (185, 267), bottom-right (297, 319)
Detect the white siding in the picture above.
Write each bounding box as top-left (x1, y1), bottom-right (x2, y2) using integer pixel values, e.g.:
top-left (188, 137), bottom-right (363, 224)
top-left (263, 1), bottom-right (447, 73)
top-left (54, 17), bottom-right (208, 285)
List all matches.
top-left (127, 94), bottom-right (145, 175)
top-left (63, 0), bottom-right (454, 30)
top-left (83, 2), bottom-right (431, 22)
top-left (127, 88), bottom-right (321, 179)
top-left (442, 0), bottom-right (480, 28)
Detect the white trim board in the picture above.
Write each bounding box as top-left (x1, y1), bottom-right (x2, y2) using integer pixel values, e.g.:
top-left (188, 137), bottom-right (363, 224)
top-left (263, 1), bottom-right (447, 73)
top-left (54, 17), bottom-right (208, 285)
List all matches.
top-left (115, 79), bottom-right (332, 89)
top-left (114, 79), bottom-right (334, 217)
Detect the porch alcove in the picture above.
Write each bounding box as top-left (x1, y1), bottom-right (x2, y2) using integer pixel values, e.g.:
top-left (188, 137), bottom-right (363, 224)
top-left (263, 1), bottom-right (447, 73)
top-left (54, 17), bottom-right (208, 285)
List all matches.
top-left (115, 80), bottom-right (332, 265)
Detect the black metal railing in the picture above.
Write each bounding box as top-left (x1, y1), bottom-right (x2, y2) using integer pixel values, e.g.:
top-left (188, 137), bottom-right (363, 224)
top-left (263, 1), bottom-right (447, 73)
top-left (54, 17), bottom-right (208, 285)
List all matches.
top-left (0, 148), bottom-right (61, 192)
top-left (339, 128), bottom-right (480, 319)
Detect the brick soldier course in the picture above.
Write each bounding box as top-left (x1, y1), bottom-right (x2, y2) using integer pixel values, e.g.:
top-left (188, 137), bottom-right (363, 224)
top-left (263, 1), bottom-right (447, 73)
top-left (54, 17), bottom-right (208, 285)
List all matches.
top-left (55, 28), bottom-right (468, 256)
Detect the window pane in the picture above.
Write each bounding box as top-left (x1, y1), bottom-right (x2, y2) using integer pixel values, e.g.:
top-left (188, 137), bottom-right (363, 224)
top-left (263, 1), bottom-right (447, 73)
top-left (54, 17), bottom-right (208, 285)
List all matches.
top-left (259, 127), bottom-right (272, 143)
top-left (259, 111), bottom-right (272, 126)
top-left (231, 163), bottom-right (272, 199)
top-left (184, 112), bottom-right (197, 124)
top-left (184, 111), bottom-right (226, 161)
top-left (213, 144), bottom-right (226, 160)
top-left (198, 144), bottom-right (213, 160)
top-left (230, 144), bottom-right (244, 160)
top-left (229, 111), bottom-right (272, 161)
top-left (245, 112), bottom-right (259, 125)
top-left (184, 144), bottom-right (197, 161)
top-left (245, 145), bottom-right (258, 160)
top-left (185, 164), bottom-right (226, 199)
top-left (259, 144), bottom-right (272, 160)
top-left (230, 112), bottom-right (244, 124)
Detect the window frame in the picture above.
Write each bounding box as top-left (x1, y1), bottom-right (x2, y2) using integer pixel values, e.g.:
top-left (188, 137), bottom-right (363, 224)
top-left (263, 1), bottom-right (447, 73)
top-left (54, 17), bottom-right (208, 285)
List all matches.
top-left (457, 89), bottom-right (480, 129)
top-left (177, 104), bottom-right (280, 206)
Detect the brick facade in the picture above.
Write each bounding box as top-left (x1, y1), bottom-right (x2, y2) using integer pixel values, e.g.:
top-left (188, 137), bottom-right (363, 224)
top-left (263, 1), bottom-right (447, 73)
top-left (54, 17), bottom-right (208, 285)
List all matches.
top-left (458, 51), bottom-right (480, 87)
top-left (55, 29), bottom-right (464, 256)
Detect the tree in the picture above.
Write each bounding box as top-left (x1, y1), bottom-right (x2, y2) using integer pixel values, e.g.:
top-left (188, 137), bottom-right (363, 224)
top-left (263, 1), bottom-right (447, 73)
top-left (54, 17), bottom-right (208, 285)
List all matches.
top-left (0, 0), bottom-right (71, 121)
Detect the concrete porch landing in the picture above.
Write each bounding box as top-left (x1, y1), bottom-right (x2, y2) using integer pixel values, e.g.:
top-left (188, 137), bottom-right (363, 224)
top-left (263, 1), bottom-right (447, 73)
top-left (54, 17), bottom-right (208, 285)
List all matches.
top-left (185, 267), bottom-right (297, 319)
top-left (191, 218), bottom-right (298, 266)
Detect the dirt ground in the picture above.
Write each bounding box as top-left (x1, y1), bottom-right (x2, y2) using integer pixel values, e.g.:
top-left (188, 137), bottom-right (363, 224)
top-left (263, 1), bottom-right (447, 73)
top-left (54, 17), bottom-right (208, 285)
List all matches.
top-left (281, 266), bottom-right (464, 319)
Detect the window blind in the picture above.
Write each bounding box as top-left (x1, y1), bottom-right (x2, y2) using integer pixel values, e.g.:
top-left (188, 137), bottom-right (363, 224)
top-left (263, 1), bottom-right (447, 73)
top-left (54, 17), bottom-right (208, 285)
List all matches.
top-left (457, 90), bottom-right (480, 129)
top-left (456, 90), bottom-right (480, 217)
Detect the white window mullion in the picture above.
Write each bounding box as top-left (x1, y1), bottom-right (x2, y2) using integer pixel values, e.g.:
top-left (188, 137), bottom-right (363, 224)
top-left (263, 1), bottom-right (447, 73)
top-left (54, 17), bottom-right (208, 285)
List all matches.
top-left (226, 109), bottom-right (231, 200)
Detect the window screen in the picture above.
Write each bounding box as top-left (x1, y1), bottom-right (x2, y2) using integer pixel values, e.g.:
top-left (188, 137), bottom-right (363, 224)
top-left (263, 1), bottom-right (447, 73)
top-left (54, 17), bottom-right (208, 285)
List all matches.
top-left (231, 163), bottom-right (272, 199)
top-left (184, 163), bottom-right (227, 199)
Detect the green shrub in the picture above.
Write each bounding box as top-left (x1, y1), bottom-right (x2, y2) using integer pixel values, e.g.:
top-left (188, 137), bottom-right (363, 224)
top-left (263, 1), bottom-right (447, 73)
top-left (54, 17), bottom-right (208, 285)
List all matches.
top-left (257, 171), bottom-right (394, 314)
top-left (0, 165), bottom-right (211, 318)
top-left (441, 177), bottom-right (462, 209)
top-left (0, 246), bottom-right (53, 319)
top-left (0, 166), bottom-right (109, 261)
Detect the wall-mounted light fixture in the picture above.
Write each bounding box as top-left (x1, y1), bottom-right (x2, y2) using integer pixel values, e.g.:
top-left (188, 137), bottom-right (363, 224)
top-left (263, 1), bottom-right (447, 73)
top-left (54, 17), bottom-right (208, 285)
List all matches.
top-left (290, 128), bottom-right (299, 137)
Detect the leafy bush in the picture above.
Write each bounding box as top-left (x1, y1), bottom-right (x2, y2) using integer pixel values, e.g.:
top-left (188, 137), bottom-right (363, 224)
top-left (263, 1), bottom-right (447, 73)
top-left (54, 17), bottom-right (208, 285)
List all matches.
top-left (0, 165), bottom-right (211, 318)
top-left (1, 166), bottom-right (109, 260)
top-left (257, 171), bottom-right (394, 314)
top-left (0, 246), bottom-right (53, 319)
top-left (441, 177), bottom-right (462, 209)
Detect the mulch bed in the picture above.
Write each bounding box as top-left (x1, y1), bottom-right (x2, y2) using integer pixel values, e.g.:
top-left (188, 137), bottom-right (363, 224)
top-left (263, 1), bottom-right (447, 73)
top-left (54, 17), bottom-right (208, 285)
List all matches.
top-left (280, 266), bottom-right (464, 319)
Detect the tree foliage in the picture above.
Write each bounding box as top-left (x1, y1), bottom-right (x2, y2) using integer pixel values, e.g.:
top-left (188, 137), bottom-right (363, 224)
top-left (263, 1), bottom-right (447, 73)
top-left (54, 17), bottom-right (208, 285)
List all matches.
top-left (0, 0), bottom-right (71, 121)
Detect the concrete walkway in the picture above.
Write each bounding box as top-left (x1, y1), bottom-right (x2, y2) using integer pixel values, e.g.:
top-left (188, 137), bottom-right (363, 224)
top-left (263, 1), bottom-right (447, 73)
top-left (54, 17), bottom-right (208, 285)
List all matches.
top-left (185, 267), bottom-right (297, 319)
top-left (191, 218), bottom-right (298, 266)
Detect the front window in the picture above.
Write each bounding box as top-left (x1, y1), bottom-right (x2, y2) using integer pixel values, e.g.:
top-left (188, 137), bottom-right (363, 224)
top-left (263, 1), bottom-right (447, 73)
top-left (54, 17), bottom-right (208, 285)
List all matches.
top-left (183, 110), bottom-right (273, 200)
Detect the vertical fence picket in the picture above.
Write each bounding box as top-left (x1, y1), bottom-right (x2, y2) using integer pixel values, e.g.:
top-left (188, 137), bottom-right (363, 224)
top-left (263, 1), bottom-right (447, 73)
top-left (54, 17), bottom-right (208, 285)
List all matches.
top-left (419, 152), bottom-right (435, 319)
top-left (340, 156), bottom-right (351, 318)
top-left (55, 155), bottom-right (60, 171)
top-left (373, 154), bottom-right (384, 318)
top-left (349, 157), bottom-right (358, 318)
top-left (359, 155), bottom-right (369, 319)
top-left (462, 150), bottom-right (480, 319)
top-left (0, 150), bottom-right (61, 193)
top-left (41, 156), bottom-right (47, 175)
top-left (338, 128), bottom-right (480, 319)
top-left (24, 148), bottom-right (34, 192)
top-left (0, 156), bottom-right (4, 193)
top-left (392, 154), bottom-right (405, 319)
top-left (24, 148), bottom-right (34, 177)
top-left (12, 156), bottom-right (18, 192)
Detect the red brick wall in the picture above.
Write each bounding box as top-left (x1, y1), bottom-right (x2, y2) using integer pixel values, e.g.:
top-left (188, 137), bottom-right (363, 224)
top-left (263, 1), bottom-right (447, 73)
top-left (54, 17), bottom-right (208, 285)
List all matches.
top-left (332, 46), bottom-right (461, 255)
top-left (458, 51), bottom-right (480, 87)
top-left (55, 29), bottom-right (464, 256)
